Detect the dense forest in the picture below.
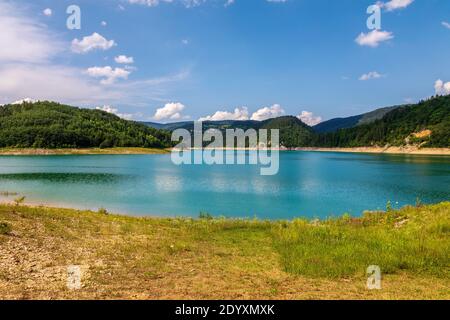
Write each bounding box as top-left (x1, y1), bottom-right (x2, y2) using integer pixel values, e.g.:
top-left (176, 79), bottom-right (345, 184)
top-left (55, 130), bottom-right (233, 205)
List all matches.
top-left (311, 95), bottom-right (450, 148)
top-left (260, 116), bottom-right (314, 148)
top-left (0, 101), bottom-right (172, 148)
top-left (0, 96), bottom-right (448, 149)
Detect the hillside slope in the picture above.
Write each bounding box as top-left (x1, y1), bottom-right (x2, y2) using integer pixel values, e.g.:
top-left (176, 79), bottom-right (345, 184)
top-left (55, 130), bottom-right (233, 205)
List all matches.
top-left (261, 116), bottom-right (314, 148)
top-left (0, 101), bottom-right (172, 148)
top-left (313, 95), bottom-right (450, 148)
top-left (313, 106), bottom-right (399, 133)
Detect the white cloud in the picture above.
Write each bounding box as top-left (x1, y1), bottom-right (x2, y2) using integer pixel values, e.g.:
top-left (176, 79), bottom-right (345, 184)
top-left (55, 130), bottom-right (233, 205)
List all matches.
top-left (355, 30), bottom-right (394, 47)
top-left (297, 111), bottom-right (322, 126)
top-left (101, 21), bottom-right (107, 27)
top-left (128, 0), bottom-right (203, 8)
top-left (43, 8), bottom-right (52, 16)
top-left (359, 71), bottom-right (384, 81)
top-left (0, 2), bottom-right (62, 64)
top-left (115, 55), bottom-right (134, 64)
top-left (86, 66), bottom-right (131, 85)
top-left (199, 107), bottom-right (249, 121)
top-left (96, 105), bottom-right (137, 120)
top-left (71, 33), bottom-right (116, 54)
top-left (224, 0), bottom-right (235, 7)
top-left (12, 98), bottom-right (38, 105)
top-left (251, 104), bottom-right (285, 121)
top-left (434, 79), bottom-right (450, 95)
top-left (442, 21), bottom-right (450, 29)
top-left (378, 0), bottom-right (414, 11)
top-left (0, 64), bottom-right (117, 106)
top-left (153, 102), bottom-right (188, 121)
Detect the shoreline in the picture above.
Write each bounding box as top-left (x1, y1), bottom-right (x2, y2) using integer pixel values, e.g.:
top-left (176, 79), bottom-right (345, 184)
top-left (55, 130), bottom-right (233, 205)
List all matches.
top-left (0, 147), bottom-right (170, 155)
top-left (0, 146), bottom-right (449, 156)
top-left (294, 147), bottom-right (450, 156)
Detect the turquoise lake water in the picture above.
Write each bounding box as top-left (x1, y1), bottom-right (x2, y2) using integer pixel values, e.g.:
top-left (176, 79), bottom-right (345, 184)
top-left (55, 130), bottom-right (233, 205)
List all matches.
top-left (0, 151), bottom-right (449, 219)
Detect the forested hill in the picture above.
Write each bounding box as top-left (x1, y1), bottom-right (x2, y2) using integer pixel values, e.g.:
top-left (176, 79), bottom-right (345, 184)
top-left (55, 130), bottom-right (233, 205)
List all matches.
top-left (312, 95), bottom-right (450, 148)
top-left (312, 106), bottom-right (399, 133)
top-left (1, 96), bottom-right (448, 150)
top-left (0, 101), bottom-right (172, 148)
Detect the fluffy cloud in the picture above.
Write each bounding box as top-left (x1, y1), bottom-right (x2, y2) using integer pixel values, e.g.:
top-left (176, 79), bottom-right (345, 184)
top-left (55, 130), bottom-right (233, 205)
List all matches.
top-left (0, 1), bottom-right (189, 111)
top-left (96, 105), bottom-right (137, 120)
top-left (71, 33), bottom-right (116, 54)
top-left (115, 55), bottom-right (134, 64)
top-left (224, 0), bottom-right (235, 7)
top-left (153, 102), bottom-right (187, 121)
top-left (297, 111), bottom-right (322, 126)
top-left (250, 104), bottom-right (285, 121)
top-left (355, 30), bottom-right (394, 47)
top-left (12, 98), bottom-right (38, 105)
top-left (199, 107), bottom-right (249, 121)
top-left (128, 0), bottom-right (205, 8)
top-left (434, 79), bottom-right (450, 95)
top-left (442, 21), bottom-right (450, 29)
top-left (0, 2), bottom-right (62, 64)
top-left (86, 66), bottom-right (131, 85)
top-left (129, 0), bottom-right (286, 7)
top-left (359, 71), bottom-right (384, 81)
top-left (43, 8), bottom-right (52, 16)
top-left (378, 0), bottom-right (414, 11)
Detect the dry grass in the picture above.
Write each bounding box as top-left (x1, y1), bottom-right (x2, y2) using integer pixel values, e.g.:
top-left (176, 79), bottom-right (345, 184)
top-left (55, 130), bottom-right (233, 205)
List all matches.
top-left (0, 203), bottom-right (448, 300)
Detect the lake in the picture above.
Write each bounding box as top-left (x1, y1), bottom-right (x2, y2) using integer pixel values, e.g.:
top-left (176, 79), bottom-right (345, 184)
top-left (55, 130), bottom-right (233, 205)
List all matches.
top-left (0, 151), bottom-right (449, 219)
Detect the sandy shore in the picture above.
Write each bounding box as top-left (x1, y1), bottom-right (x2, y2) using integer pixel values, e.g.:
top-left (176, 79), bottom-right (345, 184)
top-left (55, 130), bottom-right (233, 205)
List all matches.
top-left (295, 147), bottom-right (450, 156)
top-left (0, 147), bottom-right (170, 155)
top-left (0, 147), bottom-right (449, 156)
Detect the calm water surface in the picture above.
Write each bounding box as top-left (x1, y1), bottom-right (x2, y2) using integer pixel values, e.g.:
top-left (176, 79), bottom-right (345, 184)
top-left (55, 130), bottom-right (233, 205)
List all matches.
top-left (0, 151), bottom-right (449, 219)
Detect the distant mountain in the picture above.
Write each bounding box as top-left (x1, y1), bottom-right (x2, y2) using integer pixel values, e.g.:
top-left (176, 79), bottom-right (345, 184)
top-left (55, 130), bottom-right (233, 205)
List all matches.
top-left (145, 96), bottom-right (450, 148)
top-left (313, 106), bottom-right (399, 133)
top-left (142, 120), bottom-right (259, 131)
top-left (144, 116), bottom-right (313, 148)
top-left (0, 101), bottom-right (172, 148)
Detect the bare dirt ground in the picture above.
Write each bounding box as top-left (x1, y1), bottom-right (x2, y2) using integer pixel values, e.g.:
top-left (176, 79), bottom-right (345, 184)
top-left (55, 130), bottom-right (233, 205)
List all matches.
top-left (0, 204), bottom-right (448, 300)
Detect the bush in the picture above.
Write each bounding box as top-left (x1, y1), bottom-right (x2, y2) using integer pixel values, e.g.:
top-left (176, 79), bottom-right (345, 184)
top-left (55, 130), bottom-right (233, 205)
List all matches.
top-left (98, 208), bottom-right (109, 215)
top-left (199, 212), bottom-right (213, 220)
top-left (0, 222), bottom-right (12, 235)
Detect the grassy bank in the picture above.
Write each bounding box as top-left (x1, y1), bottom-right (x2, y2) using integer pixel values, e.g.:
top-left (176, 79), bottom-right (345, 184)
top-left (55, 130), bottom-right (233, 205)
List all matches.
top-left (0, 202), bottom-right (448, 300)
top-left (0, 147), bottom-right (170, 155)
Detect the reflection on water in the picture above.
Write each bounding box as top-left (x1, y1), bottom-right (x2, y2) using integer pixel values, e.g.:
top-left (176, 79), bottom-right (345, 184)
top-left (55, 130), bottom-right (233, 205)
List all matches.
top-left (0, 152), bottom-right (448, 219)
top-left (0, 172), bottom-right (132, 184)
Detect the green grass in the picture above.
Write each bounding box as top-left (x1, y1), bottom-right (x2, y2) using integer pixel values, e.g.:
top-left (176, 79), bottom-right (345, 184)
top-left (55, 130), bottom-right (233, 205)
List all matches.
top-left (0, 202), bottom-right (448, 299)
top-left (273, 204), bottom-right (450, 278)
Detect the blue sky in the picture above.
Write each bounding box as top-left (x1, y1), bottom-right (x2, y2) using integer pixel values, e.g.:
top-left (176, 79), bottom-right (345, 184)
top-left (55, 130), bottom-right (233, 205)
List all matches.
top-left (0, 0), bottom-right (449, 124)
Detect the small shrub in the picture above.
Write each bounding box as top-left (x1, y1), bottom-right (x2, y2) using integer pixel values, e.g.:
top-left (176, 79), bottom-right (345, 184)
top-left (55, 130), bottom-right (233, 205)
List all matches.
top-left (98, 208), bottom-right (109, 215)
top-left (199, 212), bottom-right (213, 220)
top-left (14, 196), bottom-right (26, 206)
top-left (386, 200), bottom-right (392, 212)
top-left (0, 222), bottom-right (12, 235)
